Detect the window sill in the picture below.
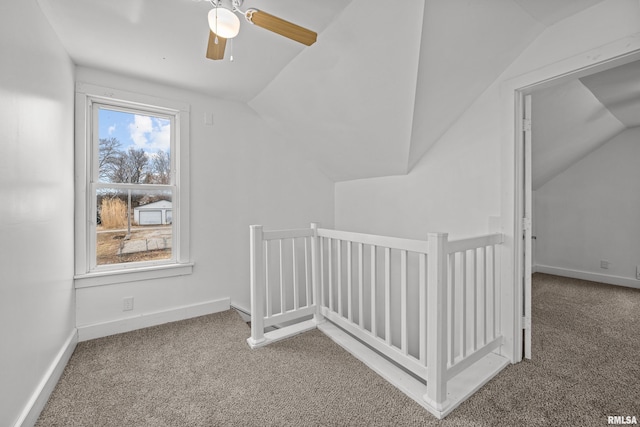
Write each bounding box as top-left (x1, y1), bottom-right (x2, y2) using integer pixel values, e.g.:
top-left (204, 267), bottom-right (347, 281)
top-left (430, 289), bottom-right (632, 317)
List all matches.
top-left (74, 262), bottom-right (194, 289)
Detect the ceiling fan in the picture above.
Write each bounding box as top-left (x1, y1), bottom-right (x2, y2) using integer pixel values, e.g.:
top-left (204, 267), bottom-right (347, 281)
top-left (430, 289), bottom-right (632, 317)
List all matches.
top-left (204, 0), bottom-right (317, 61)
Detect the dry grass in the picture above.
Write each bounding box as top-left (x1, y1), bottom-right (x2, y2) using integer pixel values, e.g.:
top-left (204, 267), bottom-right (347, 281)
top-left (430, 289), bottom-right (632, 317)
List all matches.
top-left (101, 198), bottom-right (128, 229)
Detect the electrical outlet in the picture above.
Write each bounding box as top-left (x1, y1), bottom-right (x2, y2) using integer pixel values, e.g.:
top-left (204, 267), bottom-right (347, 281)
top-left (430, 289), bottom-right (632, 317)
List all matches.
top-left (123, 297), bottom-right (134, 311)
top-left (636, 266), bottom-right (640, 280)
top-left (600, 260), bottom-right (610, 269)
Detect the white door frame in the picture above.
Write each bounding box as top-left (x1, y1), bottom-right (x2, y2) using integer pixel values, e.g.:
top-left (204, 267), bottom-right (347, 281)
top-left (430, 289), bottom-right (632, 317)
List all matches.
top-left (500, 36), bottom-right (640, 364)
top-left (523, 93), bottom-right (532, 360)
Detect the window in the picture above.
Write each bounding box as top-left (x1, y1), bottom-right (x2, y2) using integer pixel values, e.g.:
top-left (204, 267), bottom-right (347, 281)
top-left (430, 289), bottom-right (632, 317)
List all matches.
top-left (75, 84), bottom-right (192, 286)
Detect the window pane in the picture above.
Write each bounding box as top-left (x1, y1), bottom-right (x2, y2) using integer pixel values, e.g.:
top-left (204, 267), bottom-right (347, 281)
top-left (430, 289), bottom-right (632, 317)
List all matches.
top-left (98, 108), bottom-right (171, 184)
top-left (96, 188), bottom-right (173, 266)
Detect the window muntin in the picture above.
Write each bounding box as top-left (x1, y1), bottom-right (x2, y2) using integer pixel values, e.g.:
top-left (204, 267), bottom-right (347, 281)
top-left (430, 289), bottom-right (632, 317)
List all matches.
top-left (90, 103), bottom-right (176, 271)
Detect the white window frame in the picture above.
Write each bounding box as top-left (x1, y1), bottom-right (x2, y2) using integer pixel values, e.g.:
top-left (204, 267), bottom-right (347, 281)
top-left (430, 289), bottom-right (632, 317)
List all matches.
top-left (74, 83), bottom-right (192, 288)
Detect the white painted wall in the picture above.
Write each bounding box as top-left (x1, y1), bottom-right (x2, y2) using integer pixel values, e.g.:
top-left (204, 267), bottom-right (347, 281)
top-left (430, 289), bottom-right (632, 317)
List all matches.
top-left (335, 83), bottom-right (502, 240)
top-left (534, 128), bottom-right (640, 288)
top-left (74, 67), bottom-right (335, 332)
top-left (0, 1), bottom-right (76, 425)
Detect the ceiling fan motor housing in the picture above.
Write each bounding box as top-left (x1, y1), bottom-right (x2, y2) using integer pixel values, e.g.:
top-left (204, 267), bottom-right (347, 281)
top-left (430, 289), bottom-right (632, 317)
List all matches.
top-left (210, 0), bottom-right (243, 11)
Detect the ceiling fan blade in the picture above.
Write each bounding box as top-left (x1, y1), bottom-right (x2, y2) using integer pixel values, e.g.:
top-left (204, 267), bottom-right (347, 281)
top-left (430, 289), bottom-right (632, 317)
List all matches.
top-left (246, 9), bottom-right (317, 46)
top-left (206, 31), bottom-right (226, 60)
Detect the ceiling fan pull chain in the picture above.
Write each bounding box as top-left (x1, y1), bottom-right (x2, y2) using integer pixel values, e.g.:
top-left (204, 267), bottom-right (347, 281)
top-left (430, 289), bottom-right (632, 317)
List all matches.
top-left (214, 6), bottom-right (219, 44)
top-left (207, 0), bottom-right (219, 43)
top-left (229, 38), bottom-right (234, 62)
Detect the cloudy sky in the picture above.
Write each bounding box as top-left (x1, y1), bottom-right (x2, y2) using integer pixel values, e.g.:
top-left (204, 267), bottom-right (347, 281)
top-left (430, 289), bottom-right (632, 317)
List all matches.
top-left (98, 107), bottom-right (171, 155)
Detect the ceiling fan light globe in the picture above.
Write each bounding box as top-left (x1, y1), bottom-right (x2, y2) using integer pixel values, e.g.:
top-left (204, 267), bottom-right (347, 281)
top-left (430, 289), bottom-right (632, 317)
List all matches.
top-left (208, 7), bottom-right (240, 39)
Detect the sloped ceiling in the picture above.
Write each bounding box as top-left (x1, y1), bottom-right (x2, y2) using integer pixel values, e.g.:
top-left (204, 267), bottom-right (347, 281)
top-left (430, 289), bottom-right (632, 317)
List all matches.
top-left (250, 0), bottom-right (609, 181)
top-left (37, 0), bottom-right (609, 182)
top-left (513, 0), bottom-right (605, 26)
top-left (580, 60), bottom-right (640, 128)
top-left (406, 0), bottom-right (544, 171)
top-left (532, 58), bottom-right (640, 190)
top-left (249, 0), bottom-right (425, 181)
top-left (36, 0), bottom-right (351, 102)
top-left (531, 79), bottom-right (625, 190)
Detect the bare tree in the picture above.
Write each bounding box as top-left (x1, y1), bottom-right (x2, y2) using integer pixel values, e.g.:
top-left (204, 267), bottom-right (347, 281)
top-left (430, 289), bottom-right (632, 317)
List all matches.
top-left (108, 147), bottom-right (149, 184)
top-left (126, 147), bottom-right (148, 184)
top-left (98, 138), bottom-right (122, 181)
top-left (99, 141), bottom-right (169, 186)
top-left (147, 150), bottom-right (171, 184)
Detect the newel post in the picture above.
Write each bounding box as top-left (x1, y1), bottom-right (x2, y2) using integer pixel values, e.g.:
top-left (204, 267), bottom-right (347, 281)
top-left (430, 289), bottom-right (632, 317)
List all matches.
top-left (310, 222), bottom-right (324, 324)
top-left (248, 225), bottom-right (266, 348)
top-left (424, 232), bottom-right (449, 411)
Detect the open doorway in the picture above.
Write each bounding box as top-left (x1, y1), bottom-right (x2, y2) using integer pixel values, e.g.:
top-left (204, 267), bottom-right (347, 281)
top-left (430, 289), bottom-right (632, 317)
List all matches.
top-left (516, 53), bottom-right (640, 361)
top-left (530, 60), bottom-right (640, 290)
top-left (507, 52), bottom-right (640, 423)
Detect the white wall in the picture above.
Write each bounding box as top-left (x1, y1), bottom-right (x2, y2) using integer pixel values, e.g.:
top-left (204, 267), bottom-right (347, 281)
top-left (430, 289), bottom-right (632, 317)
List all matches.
top-left (335, 83), bottom-right (502, 240)
top-left (0, 1), bottom-right (76, 425)
top-left (74, 67), bottom-right (335, 333)
top-left (534, 128), bottom-right (640, 288)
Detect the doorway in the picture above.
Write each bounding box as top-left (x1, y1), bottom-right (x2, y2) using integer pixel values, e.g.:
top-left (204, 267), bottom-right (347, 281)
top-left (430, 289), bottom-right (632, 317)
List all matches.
top-left (510, 47), bottom-right (640, 363)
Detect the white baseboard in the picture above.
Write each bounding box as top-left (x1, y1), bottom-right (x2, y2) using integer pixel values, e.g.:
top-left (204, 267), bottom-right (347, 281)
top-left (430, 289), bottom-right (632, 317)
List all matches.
top-left (77, 298), bottom-right (230, 341)
top-left (230, 304), bottom-right (251, 322)
top-left (535, 265), bottom-right (640, 289)
top-left (15, 330), bottom-right (78, 427)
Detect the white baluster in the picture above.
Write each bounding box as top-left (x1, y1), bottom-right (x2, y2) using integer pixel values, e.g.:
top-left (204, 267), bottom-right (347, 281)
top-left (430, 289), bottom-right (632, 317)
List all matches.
top-left (424, 232), bottom-right (448, 410)
top-left (358, 242), bottom-right (364, 328)
top-left (292, 238), bottom-right (298, 311)
top-left (371, 245), bottom-right (377, 337)
top-left (401, 249), bottom-right (408, 355)
top-left (311, 223), bottom-right (323, 324)
top-left (384, 247), bottom-right (391, 346)
top-left (248, 225), bottom-right (266, 347)
top-left (265, 240), bottom-right (271, 318)
top-left (347, 241), bottom-right (353, 322)
top-left (419, 252), bottom-right (427, 366)
top-left (280, 239), bottom-right (285, 315)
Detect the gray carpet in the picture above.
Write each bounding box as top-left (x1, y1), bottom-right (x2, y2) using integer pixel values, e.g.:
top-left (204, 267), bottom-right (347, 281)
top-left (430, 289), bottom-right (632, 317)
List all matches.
top-left (36, 273), bottom-right (640, 426)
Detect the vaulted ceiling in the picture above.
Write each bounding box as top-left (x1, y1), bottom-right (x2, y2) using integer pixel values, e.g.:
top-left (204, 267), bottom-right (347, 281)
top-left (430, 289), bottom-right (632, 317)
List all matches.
top-left (38, 0), bottom-right (613, 182)
top-left (532, 59), bottom-right (640, 190)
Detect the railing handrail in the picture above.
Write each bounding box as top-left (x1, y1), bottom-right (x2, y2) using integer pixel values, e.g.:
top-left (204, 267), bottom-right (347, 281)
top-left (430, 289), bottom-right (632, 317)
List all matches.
top-left (258, 226), bottom-right (502, 255)
top-left (262, 228), bottom-right (313, 241)
top-left (318, 228), bottom-right (429, 253)
top-left (446, 233), bottom-right (503, 254)
top-left (318, 228), bottom-right (503, 256)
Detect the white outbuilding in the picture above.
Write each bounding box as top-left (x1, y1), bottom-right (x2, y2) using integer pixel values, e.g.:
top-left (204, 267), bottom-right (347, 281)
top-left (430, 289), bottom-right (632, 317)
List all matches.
top-left (133, 200), bottom-right (172, 225)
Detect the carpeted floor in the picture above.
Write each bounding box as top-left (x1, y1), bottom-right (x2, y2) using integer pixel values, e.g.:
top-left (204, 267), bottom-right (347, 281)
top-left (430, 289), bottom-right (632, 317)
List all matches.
top-left (36, 273), bottom-right (640, 426)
